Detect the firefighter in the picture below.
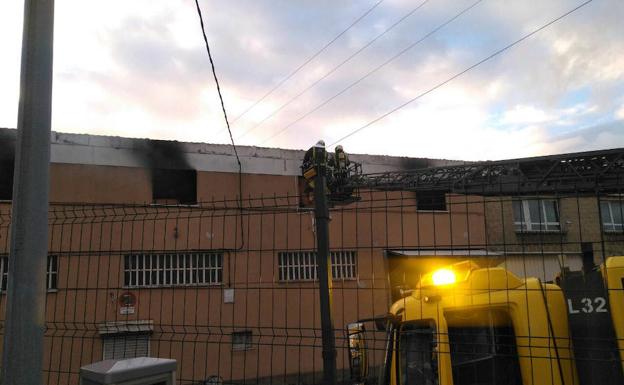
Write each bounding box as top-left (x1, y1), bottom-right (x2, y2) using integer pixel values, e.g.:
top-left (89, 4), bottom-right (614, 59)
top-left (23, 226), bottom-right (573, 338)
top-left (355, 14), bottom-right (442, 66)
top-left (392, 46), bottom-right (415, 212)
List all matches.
top-left (331, 145), bottom-right (353, 199)
top-left (334, 145), bottom-right (349, 172)
top-left (303, 140), bottom-right (326, 169)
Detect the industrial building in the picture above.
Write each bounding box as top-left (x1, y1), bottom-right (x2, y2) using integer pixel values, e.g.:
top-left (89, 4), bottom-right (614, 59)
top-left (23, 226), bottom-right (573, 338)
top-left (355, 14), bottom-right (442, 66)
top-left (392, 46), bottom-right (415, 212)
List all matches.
top-left (0, 127), bottom-right (622, 384)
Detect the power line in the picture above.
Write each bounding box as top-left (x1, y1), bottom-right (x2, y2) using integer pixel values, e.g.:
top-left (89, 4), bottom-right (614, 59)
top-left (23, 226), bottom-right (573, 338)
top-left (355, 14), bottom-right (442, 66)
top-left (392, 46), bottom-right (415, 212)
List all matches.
top-left (259, 0), bottom-right (483, 145)
top-left (194, 0), bottom-right (245, 249)
top-left (213, 0), bottom-right (386, 138)
top-left (237, 0), bottom-right (430, 141)
top-left (194, 0), bottom-right (239, 165)
top-left (328, 0), bottom-right (594, 147)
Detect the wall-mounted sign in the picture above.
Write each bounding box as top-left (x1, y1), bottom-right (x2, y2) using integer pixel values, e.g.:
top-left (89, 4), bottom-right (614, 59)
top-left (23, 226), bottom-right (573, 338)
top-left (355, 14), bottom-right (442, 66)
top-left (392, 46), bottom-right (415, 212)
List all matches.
top-left (118, 291), bottom-right (137, 315)
top-left (223, 288), bottom-right (234, 304)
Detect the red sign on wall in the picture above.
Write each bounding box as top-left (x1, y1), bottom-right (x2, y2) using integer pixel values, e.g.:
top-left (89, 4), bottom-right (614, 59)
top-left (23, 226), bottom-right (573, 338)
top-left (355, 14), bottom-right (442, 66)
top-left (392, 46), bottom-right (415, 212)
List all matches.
top-left (118, 291), bottom-right (137, 315)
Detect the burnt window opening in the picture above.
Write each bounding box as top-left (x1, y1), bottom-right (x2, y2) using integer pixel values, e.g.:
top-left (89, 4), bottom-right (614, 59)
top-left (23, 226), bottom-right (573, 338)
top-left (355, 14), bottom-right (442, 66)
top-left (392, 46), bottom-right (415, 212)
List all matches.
top-left (152, 169), bottom-right (197, 205)
top-left (0, 161), bottom-right (13, 200)
top-left (416, 190), bottom-right (447, 211)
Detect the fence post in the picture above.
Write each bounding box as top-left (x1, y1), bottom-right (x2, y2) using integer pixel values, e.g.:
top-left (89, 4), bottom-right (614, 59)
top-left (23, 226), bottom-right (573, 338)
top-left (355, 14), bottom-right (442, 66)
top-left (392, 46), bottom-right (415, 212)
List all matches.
top-left (2, 0), bottom-right (54, 384)
top-left (313, 142), bottom-right (337, 385)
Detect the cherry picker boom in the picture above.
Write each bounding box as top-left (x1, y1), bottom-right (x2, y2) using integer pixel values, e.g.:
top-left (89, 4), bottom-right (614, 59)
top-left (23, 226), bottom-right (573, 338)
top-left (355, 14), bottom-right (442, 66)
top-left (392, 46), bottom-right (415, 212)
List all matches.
top-left (302, 144), bottom-right (624, 385)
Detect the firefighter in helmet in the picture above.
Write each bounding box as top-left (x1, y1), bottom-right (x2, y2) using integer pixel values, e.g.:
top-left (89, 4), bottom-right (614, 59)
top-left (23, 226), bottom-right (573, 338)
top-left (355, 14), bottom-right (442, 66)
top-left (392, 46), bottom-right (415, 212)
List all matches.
top-left (334, 145), bottom-right (349, 172)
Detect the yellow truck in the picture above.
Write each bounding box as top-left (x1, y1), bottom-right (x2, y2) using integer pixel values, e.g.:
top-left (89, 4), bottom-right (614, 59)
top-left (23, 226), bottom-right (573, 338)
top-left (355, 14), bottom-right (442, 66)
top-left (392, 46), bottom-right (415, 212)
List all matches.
top-left (348, 256), bottom-right (624, 385)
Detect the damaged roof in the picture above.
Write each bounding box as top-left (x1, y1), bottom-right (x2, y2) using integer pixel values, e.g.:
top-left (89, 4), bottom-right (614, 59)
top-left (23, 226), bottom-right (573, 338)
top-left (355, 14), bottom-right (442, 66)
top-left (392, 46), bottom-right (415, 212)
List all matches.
top-left (0, 128), bottom-right (461, 176)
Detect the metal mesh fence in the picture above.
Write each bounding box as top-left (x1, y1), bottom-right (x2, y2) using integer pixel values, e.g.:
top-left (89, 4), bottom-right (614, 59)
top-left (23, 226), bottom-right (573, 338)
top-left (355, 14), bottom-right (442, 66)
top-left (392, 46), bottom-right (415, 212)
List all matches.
top-left (0, 187), bottom-right (623, 385)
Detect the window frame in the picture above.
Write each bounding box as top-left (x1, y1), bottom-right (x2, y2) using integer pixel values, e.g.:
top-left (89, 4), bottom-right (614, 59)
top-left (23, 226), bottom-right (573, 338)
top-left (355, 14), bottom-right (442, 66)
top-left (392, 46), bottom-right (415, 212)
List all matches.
top-left (231, 330), bottom-right (253, 351)
top-left (512, 198), bottom-right (561, 233)
top-left (0, 254), bottom-right (58, 293)
top-left (397, 320), bottom-right (439, 385)
top-left (277, 250), bottom-right (358, 282)
top-left (46, 254), bottom-right (58, 292)
top-left (445, 309), bottom-right (522, 385)
top-left (600, 200), bottom-right (624, 233)
top-left (123, 252), bottom-right (223, 288)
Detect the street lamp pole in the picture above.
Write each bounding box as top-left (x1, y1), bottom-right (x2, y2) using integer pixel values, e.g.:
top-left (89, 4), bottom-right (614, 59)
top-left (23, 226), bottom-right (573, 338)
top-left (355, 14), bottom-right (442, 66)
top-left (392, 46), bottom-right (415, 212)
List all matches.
top-left (2, 1), bottom-right (54, 384)
top-left (313, 142), bottom-right (337, 385)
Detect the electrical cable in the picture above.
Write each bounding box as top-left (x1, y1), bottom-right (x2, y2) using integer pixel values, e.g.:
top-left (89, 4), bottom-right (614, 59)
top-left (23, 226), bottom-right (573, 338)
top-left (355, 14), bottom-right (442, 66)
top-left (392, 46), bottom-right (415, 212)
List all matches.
top-left (212, 0), bottom-right (386, 138)
top-left (236, 0), bottom-right (430, 141)
top-left (327, 0), bottom-right (594, 147)
top-left (259, 0), bottom-right (482, 145)
top-left (194, 0), bottom-right (245, 249)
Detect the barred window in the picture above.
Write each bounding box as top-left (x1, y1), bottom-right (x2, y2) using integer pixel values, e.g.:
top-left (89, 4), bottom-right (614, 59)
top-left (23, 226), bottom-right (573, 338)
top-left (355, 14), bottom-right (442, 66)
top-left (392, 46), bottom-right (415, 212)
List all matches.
top-left (0, 254), bottom-right (58, 292)
top-left (601, 200), bottom-right (623, 232)
top-left (278, 250), bottom-right (357, 281)
top-left (124, 253), bottom-right (223, 287)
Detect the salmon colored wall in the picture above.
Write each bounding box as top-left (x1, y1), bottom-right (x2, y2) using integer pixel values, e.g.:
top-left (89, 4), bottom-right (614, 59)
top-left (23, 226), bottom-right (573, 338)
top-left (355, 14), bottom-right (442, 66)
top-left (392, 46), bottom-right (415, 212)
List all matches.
top-left (48, 164), bottom-right (301, 205)
top-left (0, 163), bottom-right (486, 385)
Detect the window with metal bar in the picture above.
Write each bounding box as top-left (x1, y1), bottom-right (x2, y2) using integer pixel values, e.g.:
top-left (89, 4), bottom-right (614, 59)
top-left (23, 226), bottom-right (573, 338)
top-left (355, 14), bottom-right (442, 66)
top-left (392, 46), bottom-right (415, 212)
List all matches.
top-left (277, 250), bottom-right (357, 281)
top-left (123, 252), bottom-right (223, 287)
top-left (0, 254), bottom-right (58, 292)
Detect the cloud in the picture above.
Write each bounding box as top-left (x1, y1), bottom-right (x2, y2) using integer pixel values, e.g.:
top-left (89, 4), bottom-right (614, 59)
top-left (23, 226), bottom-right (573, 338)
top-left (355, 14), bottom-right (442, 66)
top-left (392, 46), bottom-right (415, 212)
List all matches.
top-left (546, 120), bottom-right (624, 154)
top-left (0, 0), bottom-right (623, 161)
top-left (501, 105), bottom-right (555, 125)
top-left (616, 104), bottom-right (624, 120)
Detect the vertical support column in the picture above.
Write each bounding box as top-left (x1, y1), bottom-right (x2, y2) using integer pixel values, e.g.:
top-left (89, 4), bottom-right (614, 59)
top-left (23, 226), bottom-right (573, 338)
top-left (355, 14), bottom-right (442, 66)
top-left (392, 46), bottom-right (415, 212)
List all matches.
top-left (313, 142), bottom-right (337, 385)
top-left (2, 1), bottom-right (54, 384)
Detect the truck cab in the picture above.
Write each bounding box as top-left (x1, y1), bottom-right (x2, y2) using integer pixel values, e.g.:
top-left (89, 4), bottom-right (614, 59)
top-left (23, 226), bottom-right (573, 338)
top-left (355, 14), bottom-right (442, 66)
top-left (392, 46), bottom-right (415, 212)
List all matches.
top-left (348, 257), bottom-right (624, 385)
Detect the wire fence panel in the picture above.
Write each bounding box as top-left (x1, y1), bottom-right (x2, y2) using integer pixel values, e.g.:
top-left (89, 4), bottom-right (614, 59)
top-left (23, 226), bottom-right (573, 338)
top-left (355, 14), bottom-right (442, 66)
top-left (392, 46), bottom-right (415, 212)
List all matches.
top-left (0, 187), bottom-right (623, 385)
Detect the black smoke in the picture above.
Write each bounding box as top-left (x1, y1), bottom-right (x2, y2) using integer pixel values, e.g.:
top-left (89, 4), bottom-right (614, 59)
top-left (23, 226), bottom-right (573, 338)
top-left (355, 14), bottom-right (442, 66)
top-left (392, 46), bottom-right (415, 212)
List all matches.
top-left (399, 157), bottom-right (429, 170)
top-left (137, 139), bottom-right (197, 204)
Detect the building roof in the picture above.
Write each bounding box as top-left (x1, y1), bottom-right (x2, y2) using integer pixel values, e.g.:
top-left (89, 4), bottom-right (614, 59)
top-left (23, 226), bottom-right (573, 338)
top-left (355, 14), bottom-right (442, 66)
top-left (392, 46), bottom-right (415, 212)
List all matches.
top-left (0, 128), bottom-right (461, 176)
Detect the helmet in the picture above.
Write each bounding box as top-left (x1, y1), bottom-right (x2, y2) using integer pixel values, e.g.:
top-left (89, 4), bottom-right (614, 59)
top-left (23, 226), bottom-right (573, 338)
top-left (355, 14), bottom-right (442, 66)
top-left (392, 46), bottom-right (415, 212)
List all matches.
top-left (335, 145), bottom-right (344, 152)
top-left (315, 140), bottom-right (326, 148)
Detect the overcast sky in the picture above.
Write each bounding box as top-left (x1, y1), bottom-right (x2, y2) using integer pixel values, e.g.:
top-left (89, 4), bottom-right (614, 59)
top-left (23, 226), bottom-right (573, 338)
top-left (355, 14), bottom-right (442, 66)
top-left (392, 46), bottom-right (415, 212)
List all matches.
top-left (1, 0), bottom-right (623, 160)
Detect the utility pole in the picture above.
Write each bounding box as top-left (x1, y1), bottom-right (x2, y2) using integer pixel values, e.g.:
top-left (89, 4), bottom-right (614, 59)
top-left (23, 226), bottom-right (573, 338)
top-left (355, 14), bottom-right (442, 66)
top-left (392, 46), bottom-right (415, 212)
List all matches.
top-left (2, 1), bottom-right (54, 384)
top-left (313, 141), bottom-right (337, 385)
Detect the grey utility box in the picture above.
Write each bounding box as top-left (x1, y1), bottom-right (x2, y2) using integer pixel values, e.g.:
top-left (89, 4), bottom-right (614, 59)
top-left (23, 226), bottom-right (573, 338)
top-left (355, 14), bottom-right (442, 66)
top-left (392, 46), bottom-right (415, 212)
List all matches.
top-left (80, 357), bottom-right (176, 385)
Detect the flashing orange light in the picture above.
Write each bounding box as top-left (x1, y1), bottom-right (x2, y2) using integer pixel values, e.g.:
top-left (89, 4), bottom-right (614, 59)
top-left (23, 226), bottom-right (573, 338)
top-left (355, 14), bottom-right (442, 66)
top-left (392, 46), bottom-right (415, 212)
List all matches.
top-left (432, 268), bottom-right (456, 286)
